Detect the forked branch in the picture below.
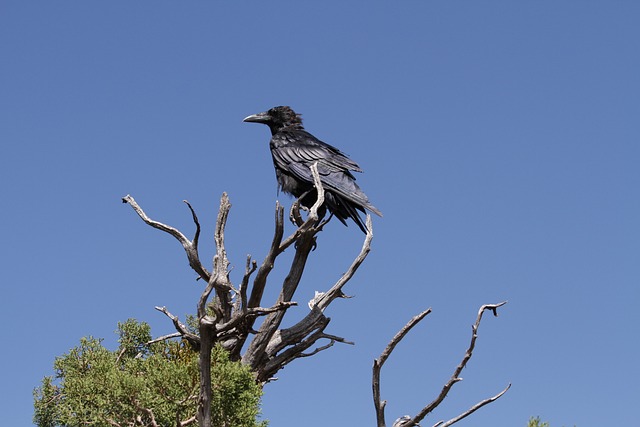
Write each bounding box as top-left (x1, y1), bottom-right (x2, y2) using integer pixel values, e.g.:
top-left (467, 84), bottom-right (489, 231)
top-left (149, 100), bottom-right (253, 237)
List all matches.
top-left (122, 195), bottom-right (211, 282)
top-left (374, 302), bottom-right (510, 427)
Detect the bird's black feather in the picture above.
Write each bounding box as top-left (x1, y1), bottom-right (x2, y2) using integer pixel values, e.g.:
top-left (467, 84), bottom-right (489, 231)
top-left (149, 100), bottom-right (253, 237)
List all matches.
top-left (244, 106), bottom-right (381, 233)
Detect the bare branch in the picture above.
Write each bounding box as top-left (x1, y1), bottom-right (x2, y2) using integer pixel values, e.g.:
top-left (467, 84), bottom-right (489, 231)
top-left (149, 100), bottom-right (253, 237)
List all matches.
top-left (308, 162), bottom-right (325, 222)
top-left (183, 200), bottom-right (201, 252)
top-left (278, 162), bottom-right (325, 252)
top-left (247, 202), bottom-right (285, 310)
top-left (278, 210), bottom-right (314, 252)
top-left (242, 228), bottom-right (318, 376)
top-left (237, 255), bottom-right (257, 314)
top-left (122, 195), bottom-right (211, 282)
top-left (315, 215), bottom-right (373, 311)
top-left (259, 315), bottom-right (330, 379)
top-left (216, 301), bottom-right (298, 334)
top-left (289, 197), bottom-right (305, 228)
top-left (373, 309), bottom-right (432, 427)
top-left (114, 346), bottom-right (128, 366)
top-left (298, 332), bottom-right (355, 358)
top-left (131, 399), bottom-right (160, 427)
top-left (378, 308), bottom-right (432, 368)
top-left (436, 383), bottom-right (511, 427)
top-left (146, 332), bottom-right (182, 345)
top-left (198, 271), bottom-right (217, 318)
top-left (319, 332), bottom-right (355, 346)
top-left (178, 416), bottom-right (197, 427)
top-left (141, 407), bottom-right (159, 427)
top-left (212, 193), bottom-right (233, 321)
top-left (374, 302), bottom-right (509, 427)
top-left (155, 306), bottom-right (200, 349)
top-left (412, 302), bottom-right (508, 423)
top-left (393, 416), bottom-right (412, 427)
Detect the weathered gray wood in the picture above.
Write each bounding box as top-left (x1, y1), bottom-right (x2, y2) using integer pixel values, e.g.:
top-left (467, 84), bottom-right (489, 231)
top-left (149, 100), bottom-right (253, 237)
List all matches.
top-left (123, 163), bottom-right (374, 426)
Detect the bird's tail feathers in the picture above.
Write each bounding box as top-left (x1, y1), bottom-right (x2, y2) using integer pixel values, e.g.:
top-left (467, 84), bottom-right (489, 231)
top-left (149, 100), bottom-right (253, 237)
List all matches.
top-left (325, 192), bottom-right (372, 234)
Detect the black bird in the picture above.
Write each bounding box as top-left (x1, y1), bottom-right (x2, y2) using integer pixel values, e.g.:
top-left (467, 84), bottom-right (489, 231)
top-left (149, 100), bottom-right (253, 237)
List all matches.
top-left (243, 106), bottom-right (382, 233)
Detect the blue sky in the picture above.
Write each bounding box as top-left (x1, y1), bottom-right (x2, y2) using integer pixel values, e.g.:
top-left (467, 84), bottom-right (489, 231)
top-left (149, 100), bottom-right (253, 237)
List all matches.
top-left (2, 2), bottom-right (639, 426)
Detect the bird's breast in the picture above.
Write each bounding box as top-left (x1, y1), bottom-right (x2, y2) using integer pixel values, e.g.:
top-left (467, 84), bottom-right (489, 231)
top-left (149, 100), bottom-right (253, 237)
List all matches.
top-left (275, 168), bottom-right (311, 198)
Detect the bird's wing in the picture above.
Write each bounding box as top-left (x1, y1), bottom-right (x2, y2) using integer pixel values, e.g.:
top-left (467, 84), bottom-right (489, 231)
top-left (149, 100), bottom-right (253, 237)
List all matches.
top-left (271, 130), bottom-right (382, 217)
top-left (273, 130), bottom-right (363, 174)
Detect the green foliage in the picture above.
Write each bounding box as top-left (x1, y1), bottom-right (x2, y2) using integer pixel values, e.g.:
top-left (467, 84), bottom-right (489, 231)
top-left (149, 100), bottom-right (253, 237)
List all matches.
top-left (529, 417), bottom-right (550, 427)
top-left (34, 319), bottom-right (266, 427)
top-left (528, 416), bottom-right (575, 427)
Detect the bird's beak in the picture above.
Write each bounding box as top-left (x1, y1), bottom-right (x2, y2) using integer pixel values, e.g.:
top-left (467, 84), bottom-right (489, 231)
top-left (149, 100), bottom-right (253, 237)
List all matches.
top-left (243, 111), bottom-right (270, 124)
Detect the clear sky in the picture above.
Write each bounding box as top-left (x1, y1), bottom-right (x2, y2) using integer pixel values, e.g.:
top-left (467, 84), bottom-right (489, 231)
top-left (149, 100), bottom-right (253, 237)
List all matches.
top-left (2, 2), bottom-right (639, 426)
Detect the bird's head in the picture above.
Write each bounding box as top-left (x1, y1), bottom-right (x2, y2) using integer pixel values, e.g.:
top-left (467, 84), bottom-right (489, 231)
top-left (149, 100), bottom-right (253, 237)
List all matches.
top-left (243, 106), bottom-right (303, 134)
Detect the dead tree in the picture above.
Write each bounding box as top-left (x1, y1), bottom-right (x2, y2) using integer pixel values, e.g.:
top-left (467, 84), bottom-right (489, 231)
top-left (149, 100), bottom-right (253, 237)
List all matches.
top-left (123, 163), bottom-right (509, 426)
top-left (123, 164), bottom-right (373, 427)
top-left (373, 303), bottom-right (511, 427)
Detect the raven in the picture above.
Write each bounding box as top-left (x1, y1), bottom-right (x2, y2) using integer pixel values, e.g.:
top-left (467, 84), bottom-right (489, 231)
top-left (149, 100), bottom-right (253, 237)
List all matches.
top-left (243, 106), bottom-right (382, 233)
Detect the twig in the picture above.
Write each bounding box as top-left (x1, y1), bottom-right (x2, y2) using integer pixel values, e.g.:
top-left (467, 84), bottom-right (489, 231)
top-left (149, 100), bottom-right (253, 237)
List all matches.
top-left (146, 332), bottom-right (182, 345)
top-left (298, 332), bottom-right (355, 358)
top-left (178, 416), bottom-right (197, 427)
top-left (435, 383), bottom-right (511, 427)
top-left (299, 340), bottom-right (336, 358)
top-left (155, 306), bottom-right (200, 349)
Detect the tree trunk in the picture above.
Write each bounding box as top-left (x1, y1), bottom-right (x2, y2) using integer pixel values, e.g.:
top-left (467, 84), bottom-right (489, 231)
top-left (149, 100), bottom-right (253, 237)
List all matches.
top-left (197, 326), bottom-right (214, 427)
